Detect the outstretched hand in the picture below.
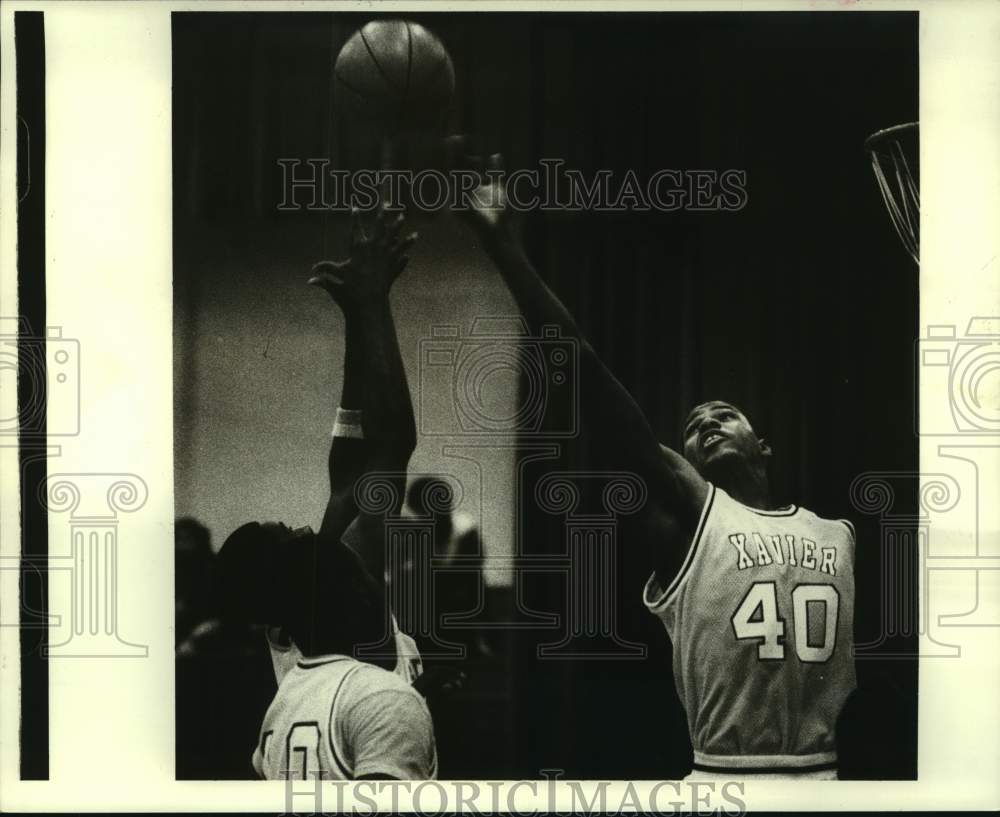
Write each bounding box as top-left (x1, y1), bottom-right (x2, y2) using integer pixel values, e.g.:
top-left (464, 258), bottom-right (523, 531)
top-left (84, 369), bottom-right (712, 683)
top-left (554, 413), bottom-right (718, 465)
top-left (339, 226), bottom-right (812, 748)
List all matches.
top-left (309, 206), bottom-right (417, 307)
top-left (445, 134), bottom-right (511, 236)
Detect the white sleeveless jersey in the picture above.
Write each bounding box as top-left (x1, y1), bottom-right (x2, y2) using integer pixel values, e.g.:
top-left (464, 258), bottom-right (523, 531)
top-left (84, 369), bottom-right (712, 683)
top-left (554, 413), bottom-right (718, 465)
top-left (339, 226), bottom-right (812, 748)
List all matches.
top-left (252, 655), bottom-right (437, 780)
top-left (644, 483), bottom-right (856, 774)
top-left (266, 617), bottom-right (423, 687)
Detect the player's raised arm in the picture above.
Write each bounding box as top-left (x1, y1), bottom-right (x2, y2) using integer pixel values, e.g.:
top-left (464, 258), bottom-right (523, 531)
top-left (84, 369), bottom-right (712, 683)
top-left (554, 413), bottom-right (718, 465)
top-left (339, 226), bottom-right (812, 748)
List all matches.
top-left (309, 206), bottom-right (418, 579)
top-left (451, 145), bottom-right (707, 540)
top-left (311, 225), bottom-right (370, 544)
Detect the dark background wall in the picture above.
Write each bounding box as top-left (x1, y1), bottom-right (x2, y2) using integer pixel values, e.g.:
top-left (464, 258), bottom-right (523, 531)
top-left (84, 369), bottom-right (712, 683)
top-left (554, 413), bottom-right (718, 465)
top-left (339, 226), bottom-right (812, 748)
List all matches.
top-left (174, 11), bottom-right (918, 780)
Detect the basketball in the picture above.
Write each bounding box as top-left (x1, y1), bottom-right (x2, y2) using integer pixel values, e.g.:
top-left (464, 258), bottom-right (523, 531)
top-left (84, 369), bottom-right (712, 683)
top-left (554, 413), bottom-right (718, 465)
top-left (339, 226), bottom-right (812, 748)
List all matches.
top-left (334, 20), bottom-right (455, 135)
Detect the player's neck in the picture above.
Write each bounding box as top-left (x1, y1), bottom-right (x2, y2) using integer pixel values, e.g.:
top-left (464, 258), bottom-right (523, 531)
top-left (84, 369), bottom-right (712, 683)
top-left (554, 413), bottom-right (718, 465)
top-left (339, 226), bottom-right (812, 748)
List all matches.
top-left (716, 466), bottom-right (771, 510)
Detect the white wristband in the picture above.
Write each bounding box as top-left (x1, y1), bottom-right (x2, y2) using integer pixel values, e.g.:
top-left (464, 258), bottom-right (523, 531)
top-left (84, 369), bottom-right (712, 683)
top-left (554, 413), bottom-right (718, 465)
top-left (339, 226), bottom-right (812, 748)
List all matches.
top-left (332, 407), bottom-right (364, 439)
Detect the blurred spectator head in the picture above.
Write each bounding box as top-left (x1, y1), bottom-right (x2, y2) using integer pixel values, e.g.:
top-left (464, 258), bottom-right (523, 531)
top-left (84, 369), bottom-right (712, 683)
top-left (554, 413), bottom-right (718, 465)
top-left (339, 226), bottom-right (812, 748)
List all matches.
top-left (175, 517), bottom-right (215, 639)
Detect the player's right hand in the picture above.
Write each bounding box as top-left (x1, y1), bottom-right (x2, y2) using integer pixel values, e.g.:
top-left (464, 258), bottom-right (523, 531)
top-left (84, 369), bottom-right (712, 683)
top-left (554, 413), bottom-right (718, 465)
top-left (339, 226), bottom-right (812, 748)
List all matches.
top-left (444, 134), bottom-right (510, 235)
top-left (308, 204), bottom-right (417, 307)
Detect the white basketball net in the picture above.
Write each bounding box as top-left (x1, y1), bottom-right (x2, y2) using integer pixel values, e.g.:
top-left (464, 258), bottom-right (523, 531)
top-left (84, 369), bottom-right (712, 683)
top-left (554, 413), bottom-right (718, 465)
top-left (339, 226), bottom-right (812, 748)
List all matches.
top-left (866, 122), bottom-right (919, 265)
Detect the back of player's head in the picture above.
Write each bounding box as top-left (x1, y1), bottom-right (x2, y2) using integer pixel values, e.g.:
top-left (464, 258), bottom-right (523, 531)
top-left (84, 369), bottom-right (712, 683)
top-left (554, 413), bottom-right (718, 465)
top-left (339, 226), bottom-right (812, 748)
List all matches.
top-left (175, 516), bottom-right (215, 617)
top-left (406, 475), bottom-right (455, 516)
top-left (218, 521), bottom-right (385, 658)
top-left (176, 516), bottom-right (211, 555)
top-left (217, 521), bottom-right (294, 626)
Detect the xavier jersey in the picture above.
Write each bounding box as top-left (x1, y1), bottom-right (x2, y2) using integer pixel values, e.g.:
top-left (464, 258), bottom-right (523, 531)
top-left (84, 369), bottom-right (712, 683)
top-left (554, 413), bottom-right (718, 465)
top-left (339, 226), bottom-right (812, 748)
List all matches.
top-left (644, 483), bottom-right (856, 774)
top-left (252, 655), bottom-right (437, 780)
top-left (265, 618), bottom-right (423, 686)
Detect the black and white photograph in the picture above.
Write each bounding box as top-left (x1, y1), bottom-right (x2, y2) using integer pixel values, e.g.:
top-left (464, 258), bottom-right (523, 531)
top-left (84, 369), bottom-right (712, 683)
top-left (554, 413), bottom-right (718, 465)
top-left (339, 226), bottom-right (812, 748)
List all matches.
top-left (171, 9), bottom-right (919, 783)
top-left (3, 1), bottom-right (1000, 813)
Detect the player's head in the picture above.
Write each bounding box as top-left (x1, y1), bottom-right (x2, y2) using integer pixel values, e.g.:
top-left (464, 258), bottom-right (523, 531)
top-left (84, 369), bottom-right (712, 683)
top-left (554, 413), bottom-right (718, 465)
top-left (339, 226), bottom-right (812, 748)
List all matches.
top-left (406, 476), bottom-right (455, 517)
top-left (681, 400), bottom-right (772, 481)
top-left (175, 516), bottom-right (215, 625)
top-left (218, 521), bottom-right (384, 658)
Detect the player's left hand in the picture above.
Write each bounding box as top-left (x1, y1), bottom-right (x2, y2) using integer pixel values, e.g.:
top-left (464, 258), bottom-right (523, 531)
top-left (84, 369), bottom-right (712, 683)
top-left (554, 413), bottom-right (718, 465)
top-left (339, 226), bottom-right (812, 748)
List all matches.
top-left (308, 205), bottom-right (417, 307)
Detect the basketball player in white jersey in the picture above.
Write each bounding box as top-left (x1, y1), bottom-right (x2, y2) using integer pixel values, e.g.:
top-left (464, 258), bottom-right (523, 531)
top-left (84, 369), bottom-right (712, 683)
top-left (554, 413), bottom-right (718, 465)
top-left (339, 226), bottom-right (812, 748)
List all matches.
top-left (451, 143), bottom-right (856, 779)
top-left (219, 206), bottom-right (436, 779)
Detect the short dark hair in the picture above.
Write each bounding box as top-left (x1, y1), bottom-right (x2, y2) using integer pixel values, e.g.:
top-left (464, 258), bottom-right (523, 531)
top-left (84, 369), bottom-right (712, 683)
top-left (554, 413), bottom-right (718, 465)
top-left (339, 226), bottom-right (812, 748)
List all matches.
top-left (218, 522), bottom-right (384, 657)
top-left (175, 516), bottom-right (211, 555)
top-left (217, 522), bottom-right (289, 625)
top-left (175, 516), bottom-right (217, 621)
top-left (681, 400), bottom-right (756, 444)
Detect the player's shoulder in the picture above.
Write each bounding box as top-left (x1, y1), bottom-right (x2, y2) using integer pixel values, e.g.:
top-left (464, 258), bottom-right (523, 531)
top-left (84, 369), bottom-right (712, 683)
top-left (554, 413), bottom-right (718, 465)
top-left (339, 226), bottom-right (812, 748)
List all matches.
top-left (348, 659), bottom-right (423, 699)
top-left (340, 660), bottom-right (430, 726)
top-left (793, 500), bottom-right (845, 524)
top-left (790, 502), bottom-right (857, 542)
top-left (286, 655), bottom-right (411, 708)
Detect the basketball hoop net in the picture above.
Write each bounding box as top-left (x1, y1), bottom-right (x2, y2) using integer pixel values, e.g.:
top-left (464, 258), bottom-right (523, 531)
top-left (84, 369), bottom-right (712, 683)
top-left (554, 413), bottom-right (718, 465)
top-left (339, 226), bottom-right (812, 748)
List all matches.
top-left (865, 122), bottom-right (919, 265)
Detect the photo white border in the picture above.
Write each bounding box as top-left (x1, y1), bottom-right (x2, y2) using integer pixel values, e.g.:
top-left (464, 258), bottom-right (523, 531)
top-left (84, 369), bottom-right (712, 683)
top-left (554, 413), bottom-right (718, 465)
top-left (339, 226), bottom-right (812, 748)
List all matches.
top-left (1, 0), bottom-right (998, 811)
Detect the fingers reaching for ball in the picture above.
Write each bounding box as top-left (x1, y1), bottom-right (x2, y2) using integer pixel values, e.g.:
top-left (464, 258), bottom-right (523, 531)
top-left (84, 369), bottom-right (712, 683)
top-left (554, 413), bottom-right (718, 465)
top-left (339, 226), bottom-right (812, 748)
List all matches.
top-left (441, 134), bottom-right (510, 233)
top-left (309, 204), bottom-right (417, 308)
